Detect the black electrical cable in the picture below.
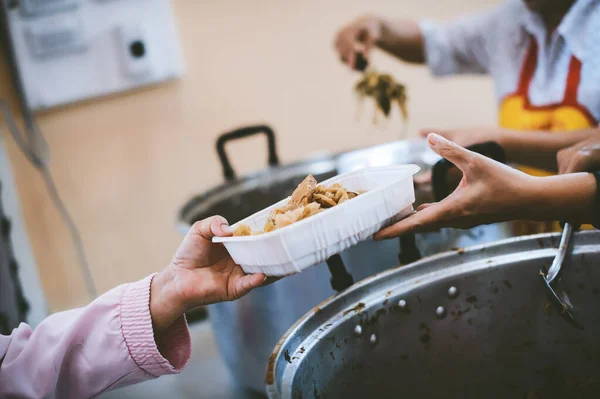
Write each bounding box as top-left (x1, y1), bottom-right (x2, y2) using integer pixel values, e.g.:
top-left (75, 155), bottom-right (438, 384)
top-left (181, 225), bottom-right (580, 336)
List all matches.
top-left (0, 6), bottom-right (95, 300)
top-left (0, 99), bottom-right (97, 300)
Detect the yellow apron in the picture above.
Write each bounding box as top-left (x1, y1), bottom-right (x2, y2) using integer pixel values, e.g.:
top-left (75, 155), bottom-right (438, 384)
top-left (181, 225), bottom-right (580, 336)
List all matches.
top-left (498, 37), bottom-right (597, 235)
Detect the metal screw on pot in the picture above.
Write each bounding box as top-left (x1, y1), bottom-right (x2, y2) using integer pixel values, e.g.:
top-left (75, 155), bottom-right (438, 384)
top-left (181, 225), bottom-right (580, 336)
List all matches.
top-left (436, 306), bottom-right (446, 319)
top-left (354, 325), bottom-right (363, 337)
top-left (369, 334), bottom-right (377, 346)
top-left (448, 286), bottom-right (459, 299)
top-left (398, 299), bottom-right (407, 309)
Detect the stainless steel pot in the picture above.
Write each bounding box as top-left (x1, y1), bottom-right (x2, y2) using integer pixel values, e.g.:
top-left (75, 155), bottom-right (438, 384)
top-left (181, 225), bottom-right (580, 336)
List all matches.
top-left (177, 125), bottom-right (513, 393)
top-left (267, 230), bottom-right (600, 398)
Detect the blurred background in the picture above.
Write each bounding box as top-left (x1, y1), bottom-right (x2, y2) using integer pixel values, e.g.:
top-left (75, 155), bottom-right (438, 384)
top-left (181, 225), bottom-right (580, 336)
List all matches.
top-left (0, 0), bottom-right (500, 397)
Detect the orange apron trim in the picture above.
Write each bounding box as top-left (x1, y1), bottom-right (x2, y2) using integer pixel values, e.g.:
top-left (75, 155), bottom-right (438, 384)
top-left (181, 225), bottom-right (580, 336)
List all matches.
top-left (498, 36), bottom-right (597, 235)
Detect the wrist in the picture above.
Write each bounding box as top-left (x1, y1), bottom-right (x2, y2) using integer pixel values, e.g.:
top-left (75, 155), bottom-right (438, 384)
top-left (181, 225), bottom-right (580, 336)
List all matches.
top-left (511, 174), bottom-right (544, 219)
top-left (372, 16), bottom-right (385, 47)
top-left (150, 268), bottom-right (185, 333)
top-left (496, 129), bottom-right (541, 167)
top-left (528, 173), bottom-right (596, 223)
top-left (494, 129), bottom-right (514, 152)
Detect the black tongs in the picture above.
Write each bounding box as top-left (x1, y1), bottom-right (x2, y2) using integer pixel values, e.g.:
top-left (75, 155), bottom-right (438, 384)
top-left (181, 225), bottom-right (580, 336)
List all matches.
top-left (354, 52), bottom-right (368, 72)
top-left (539, 222), bottom-right (583, 330)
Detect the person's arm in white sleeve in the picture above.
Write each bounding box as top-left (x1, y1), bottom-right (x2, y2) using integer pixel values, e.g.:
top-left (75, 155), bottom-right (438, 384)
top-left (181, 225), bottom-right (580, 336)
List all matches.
top-left (418, 4), bottom-right (508, 76)
top-left (334, 3), bottom-right (510, 73)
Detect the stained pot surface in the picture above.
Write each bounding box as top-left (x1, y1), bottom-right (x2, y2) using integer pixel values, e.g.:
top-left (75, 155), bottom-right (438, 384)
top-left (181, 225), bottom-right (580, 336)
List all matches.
top-left (267, 231), bottom-right (600, 399)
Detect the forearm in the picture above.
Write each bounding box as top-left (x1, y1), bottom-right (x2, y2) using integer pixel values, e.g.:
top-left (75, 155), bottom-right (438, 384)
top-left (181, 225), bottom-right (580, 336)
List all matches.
top-left (0, 275), bottom-right (191, 398)
top-left (376, 17), bottom-right (425, 64)
top-left (528, 173), bottom-right (597, 224)
top-left (500, 128), bottom-right (600, 171)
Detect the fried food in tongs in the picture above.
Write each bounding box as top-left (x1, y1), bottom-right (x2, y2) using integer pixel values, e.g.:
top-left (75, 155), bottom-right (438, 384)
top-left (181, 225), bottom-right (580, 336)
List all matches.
top-left (354, 70), bottom-right (408, 125)
top-left (233, 175), bottom-right (362, 236)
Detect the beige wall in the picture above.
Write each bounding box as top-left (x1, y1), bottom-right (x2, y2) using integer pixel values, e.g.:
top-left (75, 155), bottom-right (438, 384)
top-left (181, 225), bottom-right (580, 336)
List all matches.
top-left (1, 0), bottom-right (501, 312)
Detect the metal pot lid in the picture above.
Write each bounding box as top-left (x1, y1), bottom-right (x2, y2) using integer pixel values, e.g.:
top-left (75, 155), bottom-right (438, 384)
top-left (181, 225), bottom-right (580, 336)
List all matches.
top-left (266, 230), bottom-right (600, 397)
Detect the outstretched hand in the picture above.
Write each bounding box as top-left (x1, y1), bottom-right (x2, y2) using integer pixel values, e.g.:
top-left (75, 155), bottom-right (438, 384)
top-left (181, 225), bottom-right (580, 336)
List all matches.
top-left (150, 216), bottom-right (267, 331)
top-left (375, 133), bottom-right (538, 239)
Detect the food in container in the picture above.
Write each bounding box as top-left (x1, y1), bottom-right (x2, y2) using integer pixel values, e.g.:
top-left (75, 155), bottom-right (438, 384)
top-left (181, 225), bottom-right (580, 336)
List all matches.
top-left (214, 165), bottom-right (420, 276)
top-left (233, 175), bottom-right (363, 236)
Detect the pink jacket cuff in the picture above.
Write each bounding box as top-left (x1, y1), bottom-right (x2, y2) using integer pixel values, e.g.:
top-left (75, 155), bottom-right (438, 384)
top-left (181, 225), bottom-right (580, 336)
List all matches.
top-left (120, 273), bottom-right (191, 377)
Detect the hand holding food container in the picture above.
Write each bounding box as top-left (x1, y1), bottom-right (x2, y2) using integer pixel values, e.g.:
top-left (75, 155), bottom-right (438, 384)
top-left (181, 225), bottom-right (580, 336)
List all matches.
top-left (213, 165), bottom-right (420, 276)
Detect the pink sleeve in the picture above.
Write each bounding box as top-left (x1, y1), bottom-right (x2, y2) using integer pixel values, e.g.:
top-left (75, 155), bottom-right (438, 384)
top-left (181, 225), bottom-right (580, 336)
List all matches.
top-left (0, 273), bottom-right (191, 398)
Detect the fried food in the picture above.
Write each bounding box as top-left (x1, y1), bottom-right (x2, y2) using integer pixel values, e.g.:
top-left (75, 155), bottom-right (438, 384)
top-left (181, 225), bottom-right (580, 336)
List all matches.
top-left (232, 175), bottom-right (362, 236)
top-left (313, 193), bottom-right (336, 208)
top-left (233, 224), bottom-right (252, 237)
top-left (290, 174), bottom-right (317, 207)
top-left (354, 70), bottom-right (407, 125)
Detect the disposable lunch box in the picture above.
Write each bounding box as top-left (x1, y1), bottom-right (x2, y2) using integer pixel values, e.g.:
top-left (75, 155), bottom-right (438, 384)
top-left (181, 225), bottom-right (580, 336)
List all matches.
top-left (213, 165), bottom-right (420, 276)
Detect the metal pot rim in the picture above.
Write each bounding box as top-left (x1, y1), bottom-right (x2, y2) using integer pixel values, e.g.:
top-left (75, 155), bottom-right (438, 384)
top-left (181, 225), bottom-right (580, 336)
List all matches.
top-left (335, 138), bottom-right (438, 170)
top-left (264, 230), bottom-right (600, 394)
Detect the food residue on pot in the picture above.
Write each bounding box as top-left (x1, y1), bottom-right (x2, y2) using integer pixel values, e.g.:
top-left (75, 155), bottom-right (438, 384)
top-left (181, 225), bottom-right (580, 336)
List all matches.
top-left (343, 302), bottom-right (366, 316)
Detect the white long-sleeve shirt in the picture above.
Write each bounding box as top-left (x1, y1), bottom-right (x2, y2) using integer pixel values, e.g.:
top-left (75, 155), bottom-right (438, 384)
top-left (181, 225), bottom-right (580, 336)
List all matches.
top-left (419, 0), bottom-right (600, 122)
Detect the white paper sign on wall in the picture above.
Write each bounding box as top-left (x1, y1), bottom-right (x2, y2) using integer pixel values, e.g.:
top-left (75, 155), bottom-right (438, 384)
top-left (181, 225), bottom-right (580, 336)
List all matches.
top-left (4, 0), bottom-right (185, 111)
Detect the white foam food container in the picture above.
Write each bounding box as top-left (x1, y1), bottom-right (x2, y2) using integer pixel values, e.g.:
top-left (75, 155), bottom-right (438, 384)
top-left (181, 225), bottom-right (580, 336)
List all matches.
top-left (213, 165), bottom-right (420, 276)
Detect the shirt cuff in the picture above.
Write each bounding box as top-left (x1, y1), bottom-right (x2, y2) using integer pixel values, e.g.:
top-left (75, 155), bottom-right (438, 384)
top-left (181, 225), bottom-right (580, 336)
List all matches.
top-left (120, 273), bottom-right (192, 377)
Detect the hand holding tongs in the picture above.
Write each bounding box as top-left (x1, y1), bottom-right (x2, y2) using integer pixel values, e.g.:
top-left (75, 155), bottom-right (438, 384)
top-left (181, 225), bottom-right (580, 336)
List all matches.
top-left (539, 222), bottom-right (583, 330)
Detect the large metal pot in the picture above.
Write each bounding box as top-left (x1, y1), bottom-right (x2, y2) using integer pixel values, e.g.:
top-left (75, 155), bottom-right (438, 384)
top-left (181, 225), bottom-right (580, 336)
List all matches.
top-left (178, 125), bottom-right (513, 393)
top-left (267, 230), bottom-right (600, 398)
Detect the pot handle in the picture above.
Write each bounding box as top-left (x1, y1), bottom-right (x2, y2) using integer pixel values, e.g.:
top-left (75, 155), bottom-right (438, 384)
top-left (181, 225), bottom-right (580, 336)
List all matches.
top-left (326, 254), bottom-right (354, 292)
top-left (431, 141), bottom-right (506, 202)
top-left (216, 125), bottom-right (280, 181)
top-left (398, 234), bottom-right (421, 265)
